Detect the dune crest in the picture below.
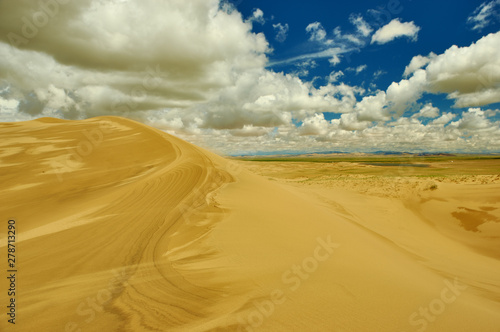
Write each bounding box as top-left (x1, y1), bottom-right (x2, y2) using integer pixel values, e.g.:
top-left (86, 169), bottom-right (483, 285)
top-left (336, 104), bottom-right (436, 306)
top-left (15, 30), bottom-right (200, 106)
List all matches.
top-left (0, 117), bottom-right (237, 331)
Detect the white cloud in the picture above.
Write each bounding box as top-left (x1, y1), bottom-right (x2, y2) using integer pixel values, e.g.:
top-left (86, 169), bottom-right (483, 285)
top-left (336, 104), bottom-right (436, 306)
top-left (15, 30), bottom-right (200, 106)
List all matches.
top-left (248, 8), bottom-right (265, 25)
top-left (179, 70), bottom-right (364, 132)
top-left (412, 103), bottom-right (440, 119)
top-left (403, 52), bottom-right (437, 77)
top-left (432, 112), bottom-right (456, 125)
top-left (355, 91), bottom-right (389, 121)
top-left (270, 12), bottom-right (373, 71)
top-left (188, 105), bottom-right (500, 154)
top-left (349, 14), bottom-right (373, 37)
top-left (293, 60), bottom-right (317, 77)
top-left (327, 71), bottom-right (344, 83)
top-left (484, 109), bottom-right (500, 117)
top-left (230, 125), bottom-right (271, 137)
top-left (339, 113), bottom-right (372, 131)
top-left (1, 0), bottom-right (500, 154)
top-left (373, 70), bottom-right (386, 80)
top-left (273, 23), bottom-right (289, 42)
top-left (386, 69), bottom-right (427, 115)
top-left (424, 31), bottom-right (500, 107)
top-left (3, 0), bottom-right (269, 73)
top-left (454, 108), bottom-right (495, 130)
top-left (467, 0), bottom-right (500, 31)
top-left (355, 65), bottom-right (367, 74)
top-left (371, 19), bottom-right (421, 44)
top-left (299, 113), bottom-right (330, 135)
top-left (346, 65), bottom-right (368, 74)
top-left (306, 22), bottom-right (328, 42)
top-left (269, 47), bottom-right (348, 68)
top-left (0, 96), bottom-right (25, 122)
top-left (296, 15), bottom-right (373, 68)
top-left (328, 54), bottom-right (342, 66)
top-left (389, 31), bottom-right (500, 114)
top-left (331, 26), bottom-right (363, 47)
top-left (0, 0), bottom-right (272, 120)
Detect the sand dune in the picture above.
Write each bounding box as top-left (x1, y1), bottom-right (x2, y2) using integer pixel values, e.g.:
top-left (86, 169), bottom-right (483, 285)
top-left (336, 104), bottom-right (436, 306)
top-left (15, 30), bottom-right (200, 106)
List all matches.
top-left (1, 117), bottom-right (499, 331)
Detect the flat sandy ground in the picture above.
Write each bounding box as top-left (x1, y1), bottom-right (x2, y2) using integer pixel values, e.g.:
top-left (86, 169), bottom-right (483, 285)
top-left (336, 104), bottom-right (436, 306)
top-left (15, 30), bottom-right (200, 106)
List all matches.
top-left (1, 117), bottom-right (499, 331)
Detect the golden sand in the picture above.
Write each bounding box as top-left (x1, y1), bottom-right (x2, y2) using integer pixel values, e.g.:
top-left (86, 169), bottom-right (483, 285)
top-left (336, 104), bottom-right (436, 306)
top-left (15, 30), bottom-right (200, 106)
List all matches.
top-left (1, 117), bottom-right (499, 331)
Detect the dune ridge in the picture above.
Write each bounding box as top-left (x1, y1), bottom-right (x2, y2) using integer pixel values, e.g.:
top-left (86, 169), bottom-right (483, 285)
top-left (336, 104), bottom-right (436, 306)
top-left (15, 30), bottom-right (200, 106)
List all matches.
top-left (0, 117), bottom-right (238, 331)
top-left (1, 117), bottom-right (499, 331)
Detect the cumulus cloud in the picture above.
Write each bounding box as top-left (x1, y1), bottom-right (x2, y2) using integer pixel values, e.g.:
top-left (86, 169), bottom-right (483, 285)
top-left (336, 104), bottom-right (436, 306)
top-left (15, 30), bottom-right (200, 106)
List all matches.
top-left (432, 112), bottom-right (456, 125)
top-left (467, 0), bottom-right (500, 31)
top-left (371, 19), bottom-right (420, 44)
top-left (403, 53), bottom-right (437, 77)
top-left (339, 113), bottom-right (372, 131)
top-left (1, 0), bottom-right (500, 154)
top-left (185, 70), bottom-right (364, 131)
top-left (412, 103), bottom-right (440, 119)
top-left (386, 69), bottom-right (427, 115)
top-left (424, 32), bottom-right (500, 107)
top-left (2, 0), bottom-right (268, 73)
top-left (273, 23), bottom-right (289, 42)
top-left (299, 113), bottom-right (330, 135)
top-left (454, 108), bottom-right (495, 130)
top-left (0, 96), bottom-right (28, 122)
top-left (355, 91), bottom-right (389, 121)
top-left (0, 0), bottom-right (271, 119)
top-left (260, 106), bottom-right (498, 153)
top-left (230, 125), bottom-right (271, 137)
top-left (1, 0), bottom-right (362, 135)
top-left (388, 31), bottom-right (500, 113)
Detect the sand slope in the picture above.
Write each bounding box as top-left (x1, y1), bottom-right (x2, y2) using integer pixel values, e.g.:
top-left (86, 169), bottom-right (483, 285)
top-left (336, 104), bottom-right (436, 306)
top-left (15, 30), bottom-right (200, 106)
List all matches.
top-left (0, 117), bottom-right (499, 331)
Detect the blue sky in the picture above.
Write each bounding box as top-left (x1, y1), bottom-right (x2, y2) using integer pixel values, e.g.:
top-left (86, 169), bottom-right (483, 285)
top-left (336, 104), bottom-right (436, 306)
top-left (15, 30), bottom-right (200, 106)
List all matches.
top-left (235, 0), bottom-right (500, 118)
top-left (0, 0), bottom-right (499, 154)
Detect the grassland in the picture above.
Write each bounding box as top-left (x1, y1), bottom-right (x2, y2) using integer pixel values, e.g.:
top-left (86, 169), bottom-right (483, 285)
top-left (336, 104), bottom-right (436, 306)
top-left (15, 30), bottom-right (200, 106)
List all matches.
top-left (233, 154), bottom-right (500, 178)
